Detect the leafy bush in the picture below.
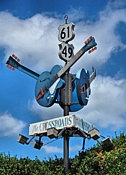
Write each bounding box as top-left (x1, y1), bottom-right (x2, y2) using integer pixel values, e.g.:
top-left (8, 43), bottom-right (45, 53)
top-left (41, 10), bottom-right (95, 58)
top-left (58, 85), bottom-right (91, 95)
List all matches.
top-left (0, 132), bottom-right (125, 175)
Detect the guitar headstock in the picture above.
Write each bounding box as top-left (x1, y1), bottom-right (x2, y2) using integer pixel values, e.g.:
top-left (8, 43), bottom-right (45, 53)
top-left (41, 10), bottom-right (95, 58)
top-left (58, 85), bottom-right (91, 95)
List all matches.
top-left (84, 36), bottom-right (97, 54)
top-left (6, 54), bottom-right (20, 70)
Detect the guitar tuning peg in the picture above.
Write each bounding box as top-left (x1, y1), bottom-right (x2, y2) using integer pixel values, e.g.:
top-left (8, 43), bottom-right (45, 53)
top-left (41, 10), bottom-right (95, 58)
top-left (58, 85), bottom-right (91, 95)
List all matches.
top-left (12, 54), bottom-right (15, 57)
top-left (84, 38), bottom-right (89, 44)
top-left (93, 47), bottom-right (97, 51)
top-left (12, 54), bottom-right (20, 62)
top-left (17, 58), bottom-right (20, 62)
top-left (88, 36), bottom-right (93, 42)
top-left (88, 47), bottom-right (97, 54)
top-left (88, 50), bottom-right (92, 54)
top-left (6, 64), bottom-right (9, 69)
top-left (10, 66), bottom-right (15, 70)
top-left (84, 36), bottom-right (93, 45)
top-left (6, 64), bottom-right (11, 69)
top-left (84, 40), bottom-right (88, 45)
top-left (6, 64), bottom-right (15, 70)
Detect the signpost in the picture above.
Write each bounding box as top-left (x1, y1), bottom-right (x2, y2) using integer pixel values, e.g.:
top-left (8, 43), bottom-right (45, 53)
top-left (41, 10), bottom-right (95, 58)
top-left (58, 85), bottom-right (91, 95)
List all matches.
top-left (6, 15), bottom-right (99, 173)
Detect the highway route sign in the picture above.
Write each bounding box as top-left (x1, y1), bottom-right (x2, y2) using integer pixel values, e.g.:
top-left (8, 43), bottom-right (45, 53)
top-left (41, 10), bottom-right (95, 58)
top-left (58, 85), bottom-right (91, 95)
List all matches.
top-left (58, 22), bottom-right (75, 43)
top-left (59, 42), bottom-right (74, 62)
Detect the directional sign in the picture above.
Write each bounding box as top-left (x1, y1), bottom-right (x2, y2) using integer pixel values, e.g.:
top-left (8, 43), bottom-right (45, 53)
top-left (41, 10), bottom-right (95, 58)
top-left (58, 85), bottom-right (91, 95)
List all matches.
top-left (29, 115), bottom-right (94, 136)
top-left (59, 42), bottom-right (74, 62)
top-left (58, 22), bottom-right (75, 43)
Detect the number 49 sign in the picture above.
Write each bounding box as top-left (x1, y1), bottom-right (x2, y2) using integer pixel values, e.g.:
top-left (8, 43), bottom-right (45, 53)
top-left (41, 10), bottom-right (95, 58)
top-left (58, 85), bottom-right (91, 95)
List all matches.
top-left (59, 42), bottom-right (74, 62)
top-left (58, 22), bottom-right (75, 43)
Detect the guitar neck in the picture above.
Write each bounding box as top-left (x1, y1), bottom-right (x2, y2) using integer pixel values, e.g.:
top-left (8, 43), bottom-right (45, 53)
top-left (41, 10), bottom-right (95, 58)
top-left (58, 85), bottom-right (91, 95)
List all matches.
top-left (88, 69), bottom-right (96, 87)
top-left (6, 56), bottom-right (40, 80)
top-left (57, 46), bottom-right (86, 78)
top-left (17, 63), bottom-right (40, 80)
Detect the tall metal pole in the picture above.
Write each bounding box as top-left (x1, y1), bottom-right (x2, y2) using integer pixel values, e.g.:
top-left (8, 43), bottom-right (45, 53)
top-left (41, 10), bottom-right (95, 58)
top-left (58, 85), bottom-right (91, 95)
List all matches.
top-left (61, 70), bottom-right (72, 172)
top-left (58, 15), bottom-right (74, 173)
top-left (64, 105), bottom-right (69, 173)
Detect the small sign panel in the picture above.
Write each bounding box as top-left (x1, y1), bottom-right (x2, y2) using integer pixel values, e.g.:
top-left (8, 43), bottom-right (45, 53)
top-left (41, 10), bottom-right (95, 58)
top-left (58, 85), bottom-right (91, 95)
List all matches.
top-left (58, 23), bottom-right (75, 43)
top-left (59, 42), bottom-right (74, 62)
top-left (29, 115), bottom-right (94, 136)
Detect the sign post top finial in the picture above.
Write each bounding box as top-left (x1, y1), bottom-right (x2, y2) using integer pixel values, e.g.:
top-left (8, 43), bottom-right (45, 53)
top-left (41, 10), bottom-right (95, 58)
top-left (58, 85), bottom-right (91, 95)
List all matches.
top-left (64, 15), bottom-right (68, 24)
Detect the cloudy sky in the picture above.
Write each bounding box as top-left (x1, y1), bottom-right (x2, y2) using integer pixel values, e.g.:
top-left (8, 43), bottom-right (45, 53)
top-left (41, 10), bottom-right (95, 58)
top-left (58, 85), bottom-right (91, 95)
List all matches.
top-left (0, 0), bottom-right (126, 160)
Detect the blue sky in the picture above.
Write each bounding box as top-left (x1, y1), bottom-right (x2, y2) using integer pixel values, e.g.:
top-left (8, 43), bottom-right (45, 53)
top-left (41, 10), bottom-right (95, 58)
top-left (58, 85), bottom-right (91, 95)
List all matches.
top-left (0, 0), bottom-right (126, 160)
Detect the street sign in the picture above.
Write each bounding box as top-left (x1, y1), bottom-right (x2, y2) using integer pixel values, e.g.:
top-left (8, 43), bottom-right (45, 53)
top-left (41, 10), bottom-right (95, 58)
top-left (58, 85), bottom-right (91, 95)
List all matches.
top-left (58, 22), bottom-right (75, 43)
top-left (59, 42), bottom-right (74, 62)
top-left (29, 115), bottom-right (94, 136)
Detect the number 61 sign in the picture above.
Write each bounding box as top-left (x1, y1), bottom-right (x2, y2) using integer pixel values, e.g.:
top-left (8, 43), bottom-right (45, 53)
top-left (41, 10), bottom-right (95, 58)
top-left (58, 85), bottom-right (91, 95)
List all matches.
top-left (58, 22), bottom-right (75, 43)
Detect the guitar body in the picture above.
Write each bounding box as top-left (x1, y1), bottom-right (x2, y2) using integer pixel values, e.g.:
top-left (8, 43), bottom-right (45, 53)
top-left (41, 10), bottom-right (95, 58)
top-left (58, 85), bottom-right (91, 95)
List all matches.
top-left (76, 68), bottom-right (91, 106)
top-left (69, 72), bottom-right (84, 112)
top-left (70, 69), bottom-right (91, 112)
top-left (35, 65), bottom-right (65, 107)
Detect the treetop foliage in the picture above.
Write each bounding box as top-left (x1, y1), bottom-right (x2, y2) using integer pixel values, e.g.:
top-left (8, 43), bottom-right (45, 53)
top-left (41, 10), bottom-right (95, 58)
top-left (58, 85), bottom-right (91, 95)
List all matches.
top-left (0, 132), bottom-right (126, 175)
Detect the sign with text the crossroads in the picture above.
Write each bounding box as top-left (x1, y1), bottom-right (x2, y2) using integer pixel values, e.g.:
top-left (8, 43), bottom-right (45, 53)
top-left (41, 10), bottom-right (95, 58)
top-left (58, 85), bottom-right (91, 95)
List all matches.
top-left (29, 115), bottom-right (95, 136)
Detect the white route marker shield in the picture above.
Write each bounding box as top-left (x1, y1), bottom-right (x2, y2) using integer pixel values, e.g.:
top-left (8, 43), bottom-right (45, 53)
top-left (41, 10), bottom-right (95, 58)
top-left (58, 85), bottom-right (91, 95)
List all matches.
top-left (58, 22), bottom-right (75, 43)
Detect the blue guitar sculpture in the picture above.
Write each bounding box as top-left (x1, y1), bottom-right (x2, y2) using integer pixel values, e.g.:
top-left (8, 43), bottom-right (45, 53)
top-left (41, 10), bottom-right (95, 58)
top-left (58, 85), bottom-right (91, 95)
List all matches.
top-left (6, 55), bottom-right (64, 107)
top-left (6, 36), bottom-right (97, 108)
top-left (57, 67), bottom-right (96, 112)
top-left (35, 65), bottom-right (65, 107)
top-left (35, 36), bottom-right (97, 107)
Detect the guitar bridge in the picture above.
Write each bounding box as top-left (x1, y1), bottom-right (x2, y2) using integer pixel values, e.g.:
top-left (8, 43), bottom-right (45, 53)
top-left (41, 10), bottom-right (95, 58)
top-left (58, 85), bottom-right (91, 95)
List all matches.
top-left (36, 89), bottom-right (45, 101)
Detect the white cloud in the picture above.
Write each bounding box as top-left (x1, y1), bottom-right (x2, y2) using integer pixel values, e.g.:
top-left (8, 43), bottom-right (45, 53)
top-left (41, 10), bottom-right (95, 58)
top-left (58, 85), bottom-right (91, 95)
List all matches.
top-left (106, 0), bottom-right (126, 10)
top-left (0, 12), bottom-right (62, 71)
top-left (28, 100), bottom-right (62, 120)
top-left (72, 6), bottom-right (126, 71)
top-left (43, 144), bottom-right (81, 154)
top-left (44, 145), bottom-right (62, 154)
top-left (70, 144), bottom-right (81, 152)
top-left (76, 76), bottom-right (126, 130)
top-left (0, 112), bottom-right (26, 136)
